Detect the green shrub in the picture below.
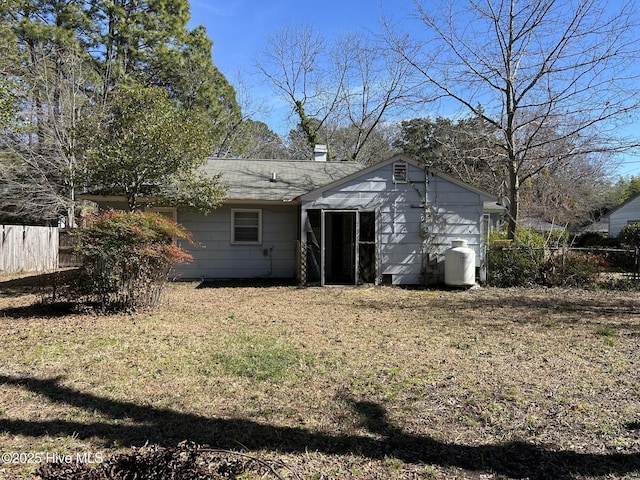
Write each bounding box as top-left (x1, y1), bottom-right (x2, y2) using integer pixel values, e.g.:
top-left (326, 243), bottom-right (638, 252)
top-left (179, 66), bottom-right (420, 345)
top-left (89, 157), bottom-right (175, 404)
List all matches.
top-left (599, 277), bottom-right (640, 291)
top-left (488, 229), bottom-right (545, 287)
top-left (73, 210), bottom-right (193, 311)
top-left (618, 223), bottom-right (640, 248)
top-left (572, 232), bottom-right (619, 248)
top-left (487, 228), bottom-right (620, 287)
top-left (514, 228), bottom-right (547, 249)
top-left (542, 251), bottom-right (608, 287)
top-left (488, 246), bottom-right (543, 287)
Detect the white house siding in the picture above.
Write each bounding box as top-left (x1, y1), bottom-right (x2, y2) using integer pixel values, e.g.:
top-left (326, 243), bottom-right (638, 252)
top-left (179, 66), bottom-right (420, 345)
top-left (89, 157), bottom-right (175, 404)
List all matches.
top-left (609, 195), bottom-right (640, 237)
top-left (301, 161), bottom-right (486, 285)
top-left (173, 203), bottom-right (298, 280)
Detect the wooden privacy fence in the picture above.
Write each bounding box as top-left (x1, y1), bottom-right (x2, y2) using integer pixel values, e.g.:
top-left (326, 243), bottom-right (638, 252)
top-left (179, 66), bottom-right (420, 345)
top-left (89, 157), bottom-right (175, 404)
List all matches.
top-left (0, 225), bottom-right (59, 273)
top-left (58, 229), bottom-right (81, 267)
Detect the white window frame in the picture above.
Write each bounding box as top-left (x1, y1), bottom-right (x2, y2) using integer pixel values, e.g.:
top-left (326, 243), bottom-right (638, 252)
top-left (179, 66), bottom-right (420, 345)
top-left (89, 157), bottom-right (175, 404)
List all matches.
top-left (393, 162), bottom-right (408, 183)
top-left (231, 209), bottom-right (262, 245)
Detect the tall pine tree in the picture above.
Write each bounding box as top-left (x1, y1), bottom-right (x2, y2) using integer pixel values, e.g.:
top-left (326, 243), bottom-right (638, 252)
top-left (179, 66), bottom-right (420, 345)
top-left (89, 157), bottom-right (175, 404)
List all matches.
top-left (0, 0), bottom-right (240, 224)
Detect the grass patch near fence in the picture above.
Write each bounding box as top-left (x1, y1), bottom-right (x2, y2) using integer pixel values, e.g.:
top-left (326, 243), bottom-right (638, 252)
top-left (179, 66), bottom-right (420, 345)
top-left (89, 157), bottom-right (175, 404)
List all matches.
top-left (1, 275), bottom-right (640, 479)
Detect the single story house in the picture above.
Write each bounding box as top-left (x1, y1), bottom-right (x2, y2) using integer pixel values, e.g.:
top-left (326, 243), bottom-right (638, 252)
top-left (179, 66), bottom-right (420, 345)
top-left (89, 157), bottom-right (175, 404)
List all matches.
top-left (608, 193), bottom-right (640, 238)
top-left (84, 152), bottom-right (498, 286)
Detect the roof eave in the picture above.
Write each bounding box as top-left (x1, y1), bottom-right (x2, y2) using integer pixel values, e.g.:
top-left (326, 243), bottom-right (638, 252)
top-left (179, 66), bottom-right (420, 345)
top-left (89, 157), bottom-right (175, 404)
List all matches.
top-left (223, 198), bottom-right (300, 205)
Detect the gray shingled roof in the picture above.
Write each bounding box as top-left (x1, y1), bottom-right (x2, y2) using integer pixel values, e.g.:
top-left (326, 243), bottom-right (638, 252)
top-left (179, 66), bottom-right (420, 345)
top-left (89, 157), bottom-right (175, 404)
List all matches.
top-left (202, 158), bottom-right (365, 201)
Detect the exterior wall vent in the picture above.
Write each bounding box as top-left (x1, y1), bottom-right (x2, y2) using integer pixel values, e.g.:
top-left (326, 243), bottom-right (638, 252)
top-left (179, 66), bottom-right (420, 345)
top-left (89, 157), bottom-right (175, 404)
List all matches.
top-left (381, 274), bottom-right (393, 285)
top-left (393, 162), bottom-right (408, 183)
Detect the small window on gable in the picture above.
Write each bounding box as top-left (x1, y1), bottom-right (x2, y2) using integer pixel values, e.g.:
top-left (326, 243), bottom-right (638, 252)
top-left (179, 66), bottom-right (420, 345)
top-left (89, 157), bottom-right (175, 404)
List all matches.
top-left (393, 162), bottom-right (408, 183)
top-left (232, 209), bottom-right (262, 244)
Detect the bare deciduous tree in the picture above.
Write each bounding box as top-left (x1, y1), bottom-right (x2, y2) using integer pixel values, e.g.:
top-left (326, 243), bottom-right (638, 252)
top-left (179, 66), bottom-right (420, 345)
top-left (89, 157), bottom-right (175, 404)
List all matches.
top-left (0, 43), bottom-right (97, 226)
top-left (331, 32), bottom-right (416, 163)
top-left (520, 150), bottom-right (614, 229)
top-left (257, 24), bottom-right (339, 157)
top-left (388, 0), bottom-right (640, 239)
top-left (257, 25), bottom-right (416, 163)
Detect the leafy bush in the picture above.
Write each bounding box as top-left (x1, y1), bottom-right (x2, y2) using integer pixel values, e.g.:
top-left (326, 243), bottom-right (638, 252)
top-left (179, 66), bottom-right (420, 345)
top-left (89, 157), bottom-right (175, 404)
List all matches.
top-left (572, 232), bottom-right (619, 248)
top-left (618, 223), bottom-right (640, 248)
top-left (599, 277), bottom-right (640, 291)
top-left (488, 229), bottom-right (545, 287)
top-left (73, 210), bottom-right (193, 311)
top-left (488, 247), bottom-right (543, 287)
top-left (488, 228), bottom-right (624, 287)
top-left (542, 251), bottom-right (608, 287)
top-left (514, 228), bottom-right (547, 249)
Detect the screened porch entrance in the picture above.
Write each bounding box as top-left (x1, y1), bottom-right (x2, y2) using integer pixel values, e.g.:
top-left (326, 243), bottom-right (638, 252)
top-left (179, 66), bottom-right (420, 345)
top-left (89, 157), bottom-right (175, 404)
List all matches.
top-left (305, 210), bottom-right (376, 286)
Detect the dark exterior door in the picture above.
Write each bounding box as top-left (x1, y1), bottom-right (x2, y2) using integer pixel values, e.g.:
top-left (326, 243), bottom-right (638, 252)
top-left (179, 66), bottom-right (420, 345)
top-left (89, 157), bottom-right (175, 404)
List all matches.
top-left (317, 210), bottom-right (376, 286)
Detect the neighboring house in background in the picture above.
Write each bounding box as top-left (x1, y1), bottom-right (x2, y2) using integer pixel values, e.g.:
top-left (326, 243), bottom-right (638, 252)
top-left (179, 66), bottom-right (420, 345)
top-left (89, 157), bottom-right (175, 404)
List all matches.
top-left (483, 200), bottom-right (505, 240)
top-left (519, 217), bottom-right (567, 235)
top-left (609, 193), bottom-right (640, 238)
top-left (83, 152), bottom-right (497, 286)
top-left (581, 215), bottom-right (609, 236)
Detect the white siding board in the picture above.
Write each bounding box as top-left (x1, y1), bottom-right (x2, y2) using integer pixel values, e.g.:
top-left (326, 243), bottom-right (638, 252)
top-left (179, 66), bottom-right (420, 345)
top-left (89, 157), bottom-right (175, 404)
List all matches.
top-left (380, 232), bottom-right (413, 243)
top-left (174, 204), bottom-right (298, 279)
top-left (609, 195), bottom-right (640, 237)
top-left (301, 160), bottom-right (485, 285)
top-left (339, 181), bottom-right (388, 192)
top-left (381, 252), bottom-right (423, 267)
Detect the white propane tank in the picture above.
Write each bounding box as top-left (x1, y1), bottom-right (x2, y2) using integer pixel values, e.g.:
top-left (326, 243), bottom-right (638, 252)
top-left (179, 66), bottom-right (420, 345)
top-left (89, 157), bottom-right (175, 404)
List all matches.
top-left (445, 239), bottom-right (476, 287)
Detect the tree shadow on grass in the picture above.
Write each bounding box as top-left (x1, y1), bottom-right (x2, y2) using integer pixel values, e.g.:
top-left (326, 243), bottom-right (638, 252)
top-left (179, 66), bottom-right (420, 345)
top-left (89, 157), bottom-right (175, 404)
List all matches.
top-left (1, 375), bottom-right (639, 479)
top-left (0, 269), bottom-right (80, 298)
top-left (0, 269), bottom-right (86, 319)
top-left (503, 293), bottom-right (638, 316)
top-left (195, 278), bottom-right (298, 289)
top-left (0, 273), bottom-right (52, 298)
top-left (0, 302), bottom-right (82, 319)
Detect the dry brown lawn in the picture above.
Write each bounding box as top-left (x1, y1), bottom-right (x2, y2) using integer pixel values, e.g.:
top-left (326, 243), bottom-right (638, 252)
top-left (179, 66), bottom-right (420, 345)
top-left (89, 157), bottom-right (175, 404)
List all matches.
top-left (1, 273), bottom-right (640, 479)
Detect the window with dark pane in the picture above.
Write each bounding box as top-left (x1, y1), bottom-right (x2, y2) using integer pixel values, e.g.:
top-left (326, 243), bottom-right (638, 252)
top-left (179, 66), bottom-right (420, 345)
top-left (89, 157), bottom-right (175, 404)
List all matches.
top-left (232, 209), bottom-right (261, 243)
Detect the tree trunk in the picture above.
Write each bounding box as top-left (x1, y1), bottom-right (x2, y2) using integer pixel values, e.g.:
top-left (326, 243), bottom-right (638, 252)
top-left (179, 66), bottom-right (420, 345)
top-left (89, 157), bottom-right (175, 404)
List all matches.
top-left (508, 159), bottom-right (519, 241)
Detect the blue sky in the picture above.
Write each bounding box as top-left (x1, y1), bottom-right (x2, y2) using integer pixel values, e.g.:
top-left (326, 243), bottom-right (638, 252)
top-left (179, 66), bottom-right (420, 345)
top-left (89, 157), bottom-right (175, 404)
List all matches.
top-left (187, 0), bottom-right (412, 134)
top-left (187, 1), bottom-right (640, 177)
top-left (188, 1), bottom-right (397, 80)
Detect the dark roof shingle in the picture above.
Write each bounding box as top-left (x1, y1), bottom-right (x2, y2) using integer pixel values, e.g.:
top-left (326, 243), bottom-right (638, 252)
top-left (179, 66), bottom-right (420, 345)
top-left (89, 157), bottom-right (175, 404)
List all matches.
top-left (203, 158), bottom-right (364, 201)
